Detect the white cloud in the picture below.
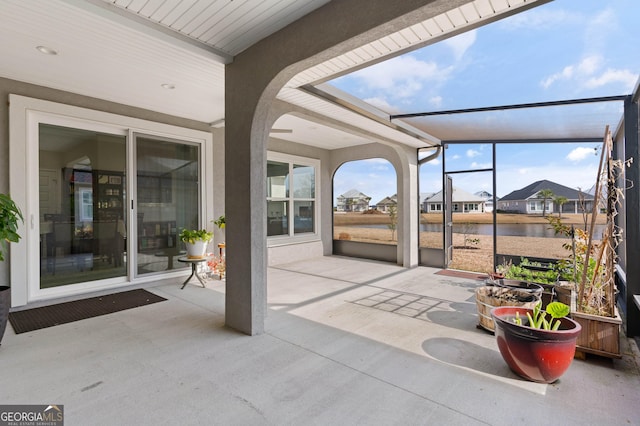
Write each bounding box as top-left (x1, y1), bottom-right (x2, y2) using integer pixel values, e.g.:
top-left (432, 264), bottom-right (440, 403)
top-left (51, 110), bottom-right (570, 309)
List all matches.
top-left (362, 158), bottom-right (392, 166)
top-left (470, 162), bottom-right (492, 169)
top-left (577, 55), bottom-right (602, 75)
top-left (584, 8), bottom-right (616, 53)
top-left (567, 147), bottom-right (597, 162)
top-left (585, 69), bottom-right (638, 90)
top-left (443, 30), bottom-right (476, 61)
top-left (466, 149), bottom-right (480, 158)
top-left (540, 55), bottom-right (602, 89)
top-left (540, 65), bottom-right (574, 89)
top-left (349, 55), bottom-right (453, 100)
top-left (363, 96), bottom-right (398, 113)
top-left (429, 96), bottom-right (443, 108)
top-left (539, 55), bottom-right (637, 92)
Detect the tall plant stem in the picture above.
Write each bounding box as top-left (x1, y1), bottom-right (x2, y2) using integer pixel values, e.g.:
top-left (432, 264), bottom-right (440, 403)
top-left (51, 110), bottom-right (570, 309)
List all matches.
top-left (578, 126), bottom-right (610, 310)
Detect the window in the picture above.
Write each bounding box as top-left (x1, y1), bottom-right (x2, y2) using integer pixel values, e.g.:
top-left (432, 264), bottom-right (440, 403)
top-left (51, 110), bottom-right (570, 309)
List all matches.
top-left (464, 203), bottom-right (479, 212)
top-left (79, 188), bottom-right (93, 221)
top-left (267, 153), bottom-right (319, 239)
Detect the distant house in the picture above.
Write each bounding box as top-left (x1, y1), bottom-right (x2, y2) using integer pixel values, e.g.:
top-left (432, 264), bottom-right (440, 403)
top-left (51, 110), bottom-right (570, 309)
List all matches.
top-left (475, 190), bottom-right (499, 212)
top-left (419, 192), bottom-right (434, 213)
top-left (423, 187), bottom-right (485, 213)
top-left (336, 189), bottom-right (372, 212)
top-left (497, 180), bottom-right (594, 214)
top-left (375, 194), bottom-right (397, 212)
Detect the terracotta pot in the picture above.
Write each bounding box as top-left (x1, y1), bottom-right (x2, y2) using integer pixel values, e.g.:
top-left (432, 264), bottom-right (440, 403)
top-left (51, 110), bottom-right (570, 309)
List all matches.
top-left (491, 306), bottom-right (581, 383)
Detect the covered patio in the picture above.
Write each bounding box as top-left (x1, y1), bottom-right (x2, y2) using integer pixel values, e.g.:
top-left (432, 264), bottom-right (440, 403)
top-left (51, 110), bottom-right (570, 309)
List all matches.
top-left (1, 256), bottom-right (639, 424)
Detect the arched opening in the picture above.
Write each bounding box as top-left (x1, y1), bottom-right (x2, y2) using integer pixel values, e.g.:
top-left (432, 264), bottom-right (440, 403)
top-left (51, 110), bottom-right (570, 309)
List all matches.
top-left (333, 158), bottom-right (398, 262)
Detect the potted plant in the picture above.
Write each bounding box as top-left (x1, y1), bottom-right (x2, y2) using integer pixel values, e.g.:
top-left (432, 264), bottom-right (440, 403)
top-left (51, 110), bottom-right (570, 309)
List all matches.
top-left (1, 193), bottom-right (23, 345)
top-left (213, 215), bottom-right (225, 230)
top-left (495, 257), bottom-right (558, 308)
top-left (546, 128), bottom-right (630, 358)
top-left (179, 228), bottom-right (213, 259)
top-left (491, 302), bottom-right (581, 383)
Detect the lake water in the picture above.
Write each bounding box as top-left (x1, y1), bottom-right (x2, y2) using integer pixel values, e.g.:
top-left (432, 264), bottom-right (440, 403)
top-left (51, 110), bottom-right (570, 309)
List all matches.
top-left (355, 223), bottom-right (606, 238)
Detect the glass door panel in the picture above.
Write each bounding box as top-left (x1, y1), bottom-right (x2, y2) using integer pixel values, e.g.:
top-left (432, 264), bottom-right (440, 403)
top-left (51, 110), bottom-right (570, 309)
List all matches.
top-left (39, 124), bottom-right (127, 288)
top-left (135, 135), bottom-right (200, 275)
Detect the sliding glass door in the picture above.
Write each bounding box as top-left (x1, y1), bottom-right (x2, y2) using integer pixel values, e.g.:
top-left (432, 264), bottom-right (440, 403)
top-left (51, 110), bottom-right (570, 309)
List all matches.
top-left (39, 124), bottom-right (127, 288)
top-left (135, 135), bottom-right (200, 276)
top-left (38, 128), bottom-right (203, 284)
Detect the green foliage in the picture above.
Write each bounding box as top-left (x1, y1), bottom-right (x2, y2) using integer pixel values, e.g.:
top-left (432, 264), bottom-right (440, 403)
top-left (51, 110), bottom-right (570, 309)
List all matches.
top-left (462, 222), bottom-right (480, 249)
top-left (465, 237), bottom-right (480, 247)
top-left (179, 228), bottom-right (213, 244)
top-left (546, 215), bottom-right (614, 315)
top-left (387, 205), bottom-right (397, 241)
top-left (213, 215), bottom-right (225, 229)
top-left (513, 301), bottom-right (570, 331)
top-left (536, 188), bottom-right (555, 217)
top-left (499, 257), bottom-right (558, 285)
top-left (0, 193), bottom-right (24, 262)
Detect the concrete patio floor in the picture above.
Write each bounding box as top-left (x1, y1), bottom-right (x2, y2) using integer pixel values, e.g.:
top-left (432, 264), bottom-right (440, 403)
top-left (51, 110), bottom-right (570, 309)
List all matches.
top-left (1, 256), bottom-right (639, 425)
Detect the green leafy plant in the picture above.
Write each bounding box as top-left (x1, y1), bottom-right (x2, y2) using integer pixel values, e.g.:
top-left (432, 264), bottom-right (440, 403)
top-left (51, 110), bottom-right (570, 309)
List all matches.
top-left (497, 257), bottom-right (558, 285)
top-left (387, 205), bottom-right (397, 241)
top-left (213, 215), bottom-right (225, 229)
top-left (0, 193), bottom-right (24, 262)
top-left (179, 228), bottom-right (213, 244)
top-left (514, 301), bottom-right (570, 331)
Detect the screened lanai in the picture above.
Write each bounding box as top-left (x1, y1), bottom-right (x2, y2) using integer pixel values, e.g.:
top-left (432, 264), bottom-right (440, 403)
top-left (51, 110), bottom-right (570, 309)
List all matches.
top-left (302, 72), bottom-right (640, 338)
top-left (383, 87), bottom-right (640, 338)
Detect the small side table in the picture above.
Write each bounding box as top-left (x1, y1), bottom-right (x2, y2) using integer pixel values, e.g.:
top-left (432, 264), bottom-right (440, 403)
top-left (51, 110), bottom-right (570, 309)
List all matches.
top-left (178, 257), bottom-right (209, 289)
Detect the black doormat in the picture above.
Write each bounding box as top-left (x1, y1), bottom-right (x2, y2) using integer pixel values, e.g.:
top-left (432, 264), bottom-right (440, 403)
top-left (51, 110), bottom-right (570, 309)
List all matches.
top-left (8, 289), bottom-right (166, 334)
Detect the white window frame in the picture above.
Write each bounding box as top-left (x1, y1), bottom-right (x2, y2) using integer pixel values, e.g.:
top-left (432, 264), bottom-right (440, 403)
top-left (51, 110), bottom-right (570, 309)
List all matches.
top-left (9, 95), bottom-right (213, 306)
top-left (267, 152), bottom-right (320, 246)
top-left (78, 188), bottom-right (94, 221)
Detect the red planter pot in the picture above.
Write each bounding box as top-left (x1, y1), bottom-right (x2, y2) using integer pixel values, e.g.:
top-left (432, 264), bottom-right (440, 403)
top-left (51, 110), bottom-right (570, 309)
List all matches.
top-left (491, 306), bottom-right (582, 383)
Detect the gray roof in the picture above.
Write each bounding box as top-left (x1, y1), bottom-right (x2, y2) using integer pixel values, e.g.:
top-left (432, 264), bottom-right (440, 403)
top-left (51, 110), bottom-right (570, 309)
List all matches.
top-left (339, 189), bottom-right (370, 199)
top-left (376, 195), bottom-right (397, 205)
top-left (420, 192), bottom-right (435, 203)
top-left (425, 187), bottom-right (485, 203)
top-left (499, 180), bottom-right (594, 201)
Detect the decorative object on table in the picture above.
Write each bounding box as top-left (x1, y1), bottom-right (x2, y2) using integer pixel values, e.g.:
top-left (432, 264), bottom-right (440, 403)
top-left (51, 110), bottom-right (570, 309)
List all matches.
top-left (547, 127), bottom-right (629, 358)
top-left (212, 214), bottom-right (226, 276)
top-left (0, 193), bottom-right (23, 345)
top-left (207, 254), bottom-right (226, 280)
top-left (179, 228), bottom-right (213, 259)
top-left (491, 302), bottom-right (581, 383)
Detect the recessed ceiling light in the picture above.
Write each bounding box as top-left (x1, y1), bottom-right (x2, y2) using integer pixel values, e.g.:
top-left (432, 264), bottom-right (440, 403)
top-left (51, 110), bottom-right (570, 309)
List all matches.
top-left (36, 45), bottom-right (58, 55)
top-left (161, 83), bottom-right (175, 90)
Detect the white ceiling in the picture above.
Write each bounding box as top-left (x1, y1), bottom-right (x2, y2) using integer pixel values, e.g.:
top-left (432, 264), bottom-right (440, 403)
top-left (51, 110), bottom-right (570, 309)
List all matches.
top-left (0, 0), bottom-right (547, 150)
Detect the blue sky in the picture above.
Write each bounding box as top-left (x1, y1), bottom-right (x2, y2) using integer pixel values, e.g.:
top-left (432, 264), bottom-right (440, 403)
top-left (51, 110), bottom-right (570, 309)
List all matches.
top-left (331, 0), bottom-right (639, 205)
